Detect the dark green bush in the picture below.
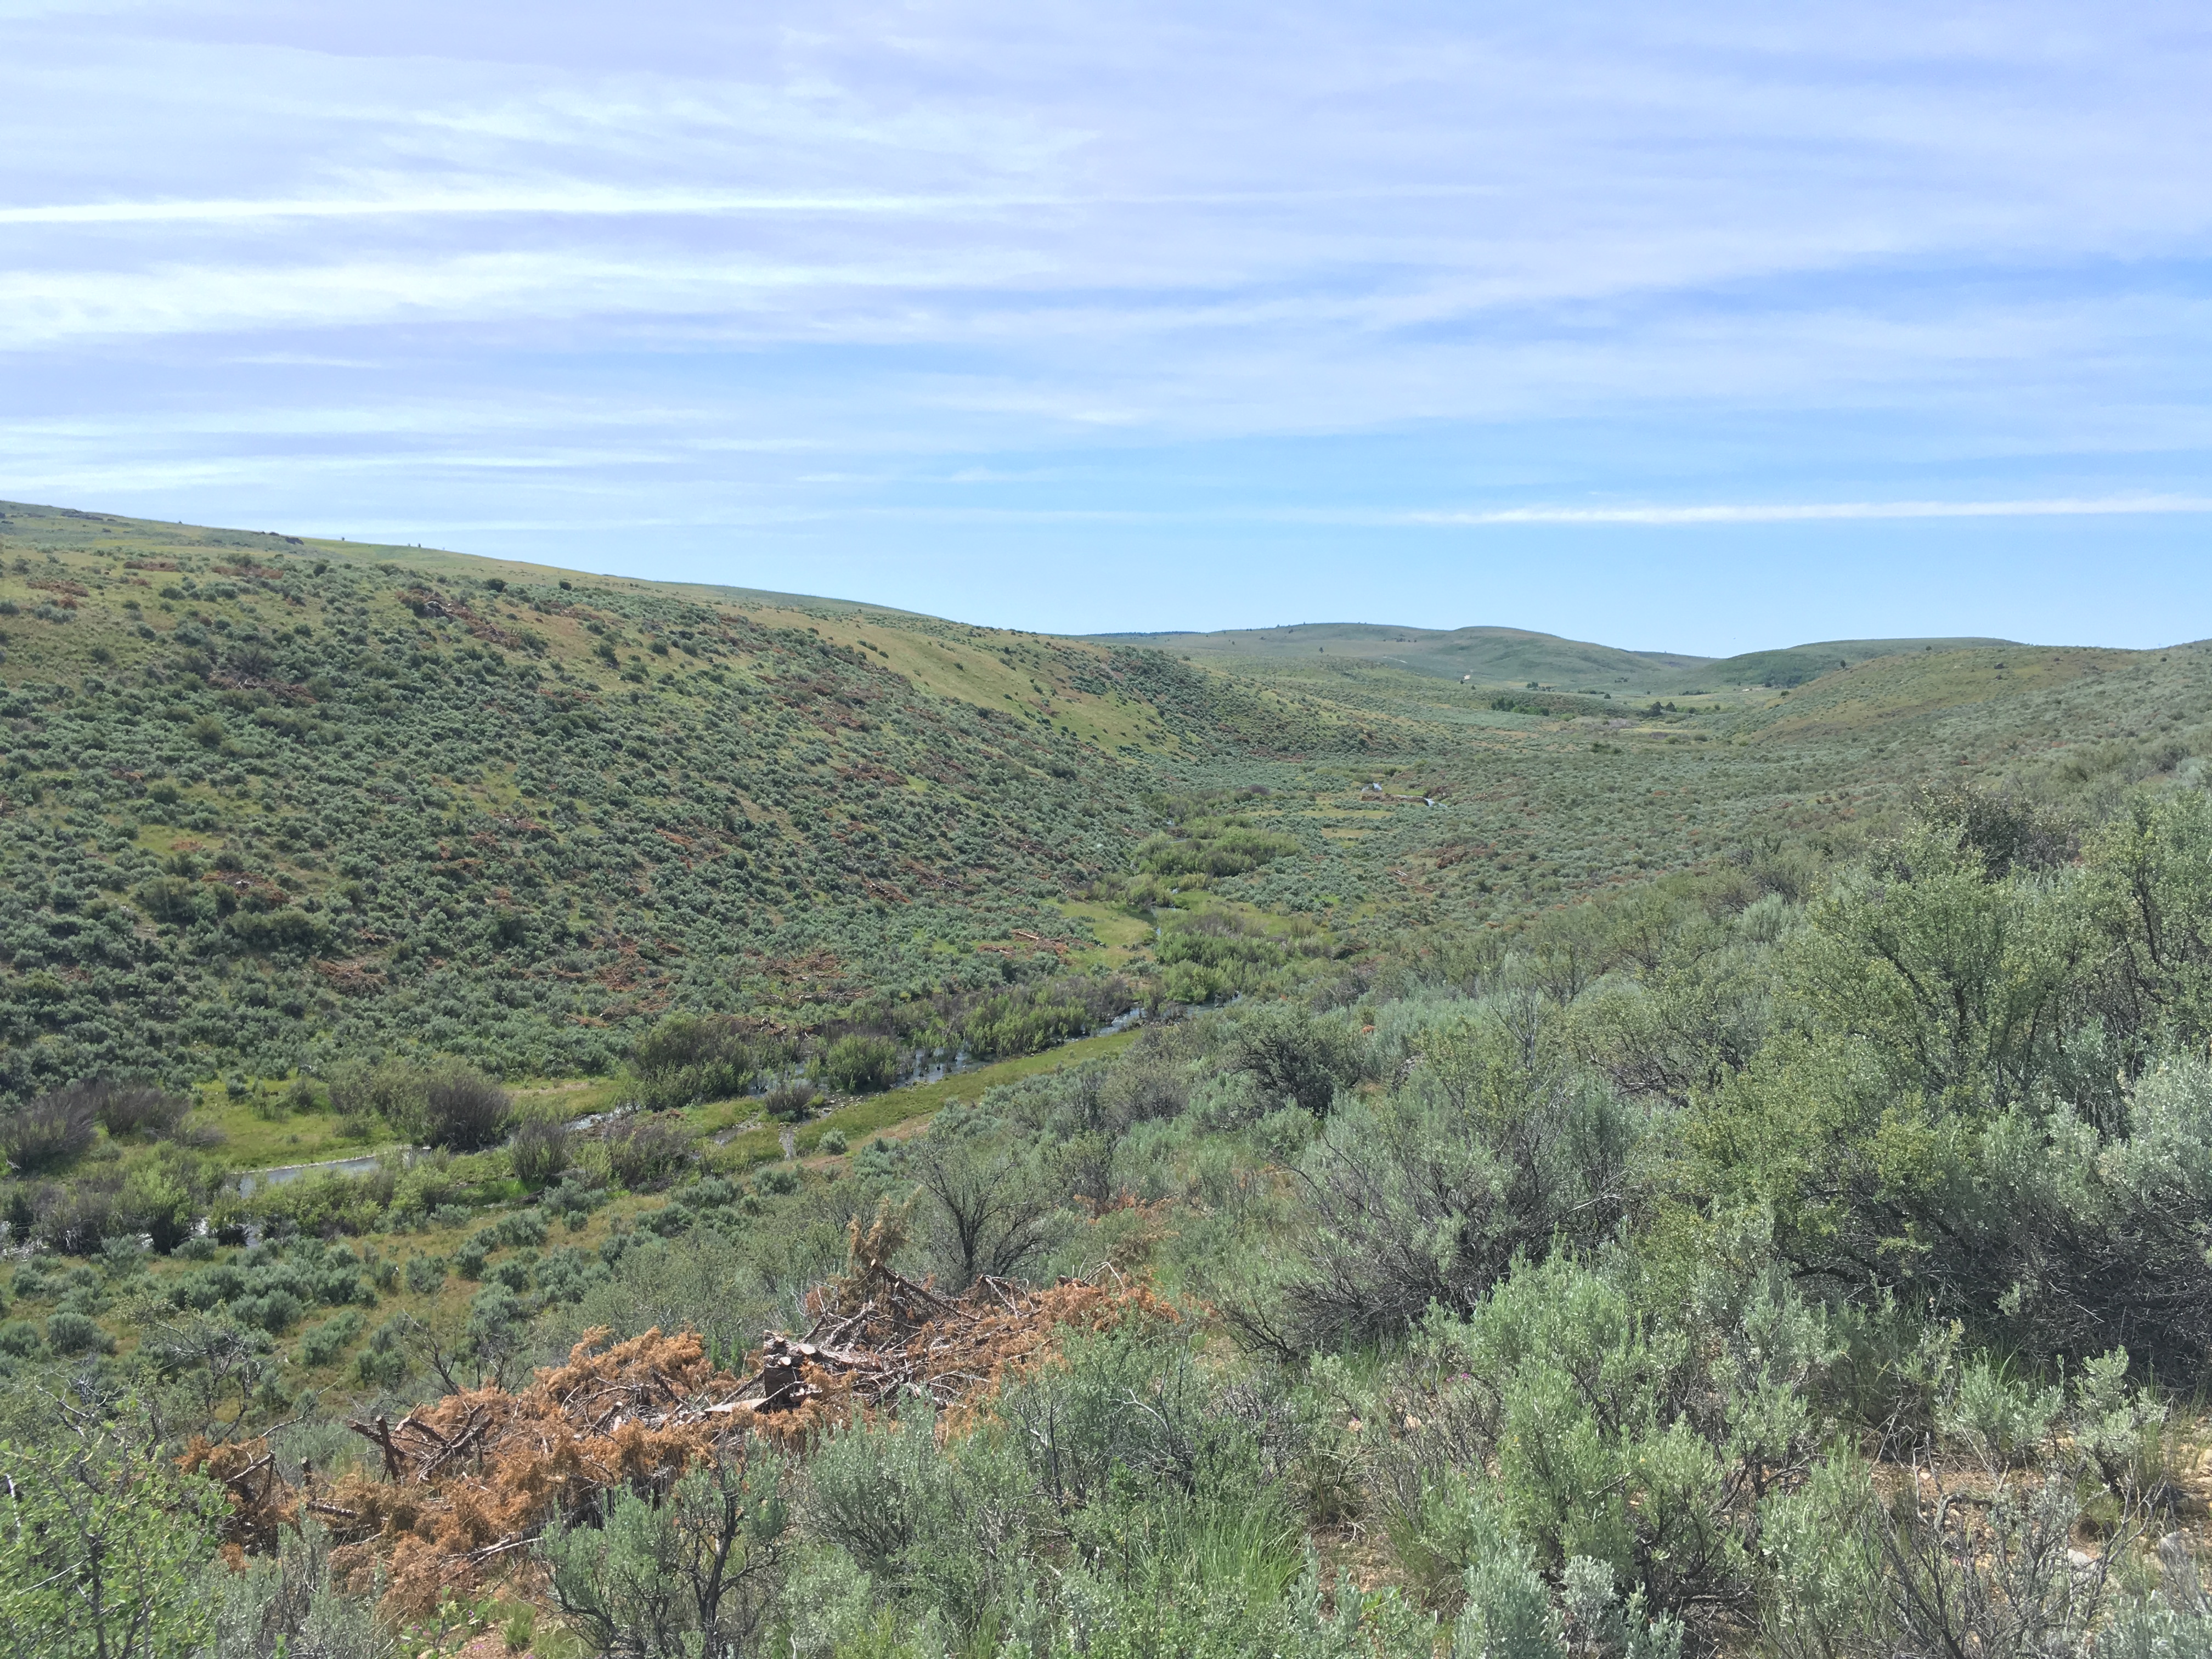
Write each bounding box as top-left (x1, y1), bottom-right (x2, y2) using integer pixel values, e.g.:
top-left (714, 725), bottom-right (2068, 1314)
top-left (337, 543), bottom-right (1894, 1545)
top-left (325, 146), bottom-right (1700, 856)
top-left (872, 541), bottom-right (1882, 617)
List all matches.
top-left (763, 1086), bottom-right (815, 1122)
top-left (605, 1115), bottom-right (691, 1191)
top-left (1132, 822), bottom-right (1299, 877)
top-left (420, 1069), bottom-right (511, 1152)
top-left (509, 1118), bottom-right (570, 1188)
top-left (1228, 1003), bottom-right (1361, 1116)
top-left (633, 1013), bottom-right (759, 1108)
top-left (87, 1078), bottom-right (190, 1139)
top-left (0, 1084), bottom-right (97, 1173)
top-left (45, 1308), bottom-right (108, 1355)
top-left (323, 1060), bottom-right (426, 1137)
top-left (817, 1035), bottom-right (900, 1095)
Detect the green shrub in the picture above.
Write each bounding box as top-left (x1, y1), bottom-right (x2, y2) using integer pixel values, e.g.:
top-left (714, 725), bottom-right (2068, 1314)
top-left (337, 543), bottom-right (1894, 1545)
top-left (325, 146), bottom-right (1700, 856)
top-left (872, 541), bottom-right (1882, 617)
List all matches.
top-left (0, 1085), bottom-right (97, 1173)
top-left (540, 1442), bottom-right (790, 1658)
top-left (1369, 1253), bottom-right (1833, 1626)
top-left (134, 875), bottom-right (200, 924)
top-left (484, 1207), bottom-right (549, 1249)
top-left (1132, 823), bottom-right (1299, 877)
top-left (0, 1319), bottom-right (43, 1357)
top-left (0, 1428), bottom-right (224, 1657)
top-left (323, 1060), bottom-right (427, 1138)
top-left (403, 1254), bottom-right (447, 1295)
top-left (44, 1309), bottom-right (108, 1356)
top-left (605, 1115), bottom-right (691, 1191)
top-left (86, 1078), bottom-right (190, 1138)
top-left (817, 1035), bottom-right (900, 1095)
top-left (764, 1086), bottom-right (815, 1122)
top-left (296, 1309), bottom-right (364, 1368)
top-left (421, 1069), bottom-right (511, 1152)
top-left (1228, 1003), bottom-right (1361, 1116)
top-left (633, 1013), bottom-right (760, 1109)
top-left (510, 1118), bottom-right (570, 1188)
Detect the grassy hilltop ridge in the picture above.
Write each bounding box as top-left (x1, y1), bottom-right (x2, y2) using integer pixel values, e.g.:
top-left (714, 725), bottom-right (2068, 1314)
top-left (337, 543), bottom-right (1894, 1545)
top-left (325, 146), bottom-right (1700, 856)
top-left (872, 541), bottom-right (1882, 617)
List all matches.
top-left (1086, 620), bottom-right (1710, 686)
top-left (1089, 615), bottom-right (2036, 696)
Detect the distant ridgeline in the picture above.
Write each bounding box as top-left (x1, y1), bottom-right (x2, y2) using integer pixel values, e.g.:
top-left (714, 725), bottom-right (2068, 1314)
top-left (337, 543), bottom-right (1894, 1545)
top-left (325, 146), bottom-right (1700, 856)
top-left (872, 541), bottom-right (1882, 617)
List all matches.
top-left (1091, 620), bottom-right (2020, 694)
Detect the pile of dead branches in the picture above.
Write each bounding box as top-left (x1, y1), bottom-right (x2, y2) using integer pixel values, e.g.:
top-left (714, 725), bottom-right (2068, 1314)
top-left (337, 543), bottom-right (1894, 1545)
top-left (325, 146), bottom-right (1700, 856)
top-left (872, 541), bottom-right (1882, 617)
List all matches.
top-left (185, 1205), bottom-right (1172, 1614)
top-left (187, 1327), bottom-right (747, 1612)
top-left (718, 1200), bottom-right (1177, 1436)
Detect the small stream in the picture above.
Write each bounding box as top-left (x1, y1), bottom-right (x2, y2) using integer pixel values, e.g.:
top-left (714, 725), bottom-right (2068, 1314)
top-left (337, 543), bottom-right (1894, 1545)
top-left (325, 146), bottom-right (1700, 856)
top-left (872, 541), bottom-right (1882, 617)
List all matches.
top-left (232, 1150), bottom-right (413, 1197)
top-left (228, 1006), bottom-right (1152, 1188)
top-left (3, 1006), bottom-right (1159, 1254)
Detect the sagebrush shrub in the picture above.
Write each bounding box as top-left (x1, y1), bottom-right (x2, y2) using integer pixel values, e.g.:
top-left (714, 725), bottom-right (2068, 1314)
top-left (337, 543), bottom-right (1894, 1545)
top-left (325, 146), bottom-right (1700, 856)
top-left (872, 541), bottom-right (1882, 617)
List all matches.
top-left (1229, 1003), bottom-right (1361, 1116)
top-left (45, 1309), bottom-right (107, 1356)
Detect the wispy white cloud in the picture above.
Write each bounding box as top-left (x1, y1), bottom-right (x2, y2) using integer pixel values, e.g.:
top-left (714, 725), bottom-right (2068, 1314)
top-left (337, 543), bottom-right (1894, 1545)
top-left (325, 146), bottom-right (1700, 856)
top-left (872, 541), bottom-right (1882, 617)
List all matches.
top-left (2, 0), bottom-right (2210, 638)
top-left (1407, 496), bottom-right (2212, 527)
top-left (0, 189), bottom-right (1054, 225)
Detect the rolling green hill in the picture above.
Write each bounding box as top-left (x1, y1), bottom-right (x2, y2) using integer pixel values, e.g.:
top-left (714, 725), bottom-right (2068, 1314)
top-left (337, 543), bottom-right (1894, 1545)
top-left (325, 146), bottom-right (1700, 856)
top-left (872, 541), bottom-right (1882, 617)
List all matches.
top-left (1652, 635), bottom-right (2022, 691)
top-left (1090, 620), bottom-right (2035, 700)
top-left (1086, 622), bottom-right (1709, 687)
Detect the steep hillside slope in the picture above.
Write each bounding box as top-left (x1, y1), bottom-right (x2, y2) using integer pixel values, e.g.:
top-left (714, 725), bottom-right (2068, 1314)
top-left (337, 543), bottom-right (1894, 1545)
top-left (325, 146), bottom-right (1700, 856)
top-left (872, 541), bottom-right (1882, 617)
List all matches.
top-left (0, 501), bottom-right (1412, 1094)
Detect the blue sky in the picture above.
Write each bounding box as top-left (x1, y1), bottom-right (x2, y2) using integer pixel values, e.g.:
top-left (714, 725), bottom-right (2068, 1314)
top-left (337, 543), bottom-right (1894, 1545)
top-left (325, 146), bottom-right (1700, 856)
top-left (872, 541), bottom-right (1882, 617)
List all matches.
top-left (2, 0), bottom-right (2209, 654)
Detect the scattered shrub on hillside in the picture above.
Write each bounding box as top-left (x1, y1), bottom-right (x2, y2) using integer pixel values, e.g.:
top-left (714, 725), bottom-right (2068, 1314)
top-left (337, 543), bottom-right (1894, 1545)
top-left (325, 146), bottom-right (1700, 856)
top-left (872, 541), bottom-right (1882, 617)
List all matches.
top-left (1228, 1002), bottom-right (1362, 1116)
top-left (0, 1084), bottom-right (98, 1172)
top-left (45, 1308), bottom-right (109, 1356)
top-left (404, 1254), bottom-right (447, 1295)
top-left (420, 1069), bottom-right (511, 1152)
